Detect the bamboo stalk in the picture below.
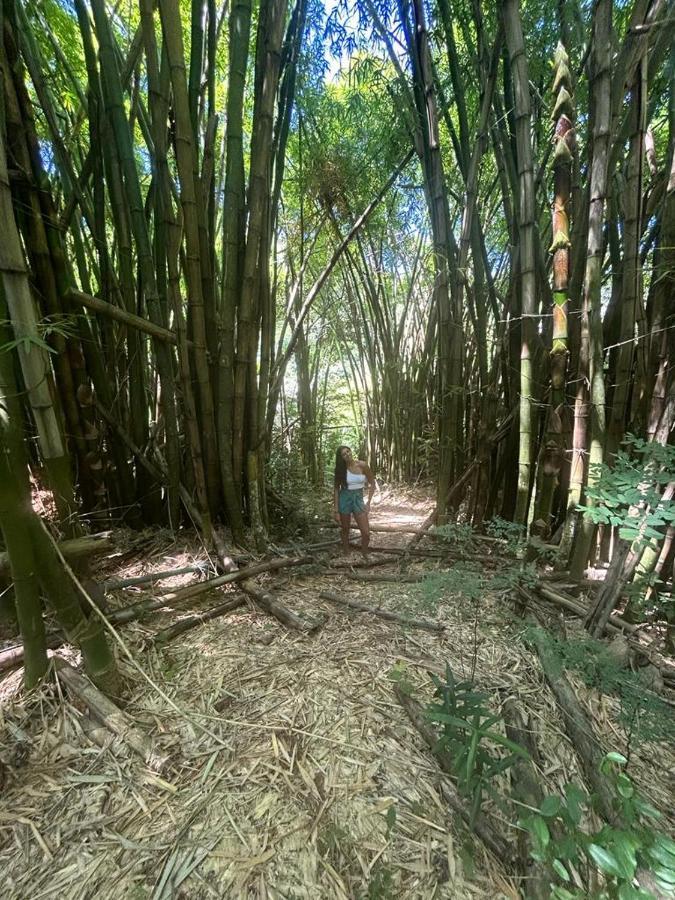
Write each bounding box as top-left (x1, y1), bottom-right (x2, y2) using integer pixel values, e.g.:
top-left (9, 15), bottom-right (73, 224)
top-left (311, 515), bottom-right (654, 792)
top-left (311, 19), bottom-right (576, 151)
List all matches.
top-left (65, 289), bottom-right (181, 345)
top-left (319, 591), bottom-right (443, 632)
top-left (0, 532), bottom-right (113, 580)
top-left (102, 566), bottom-right (208, 591)
top-left (240, 581), bottom-right (320, 632)
top-left (0, 557), bottom-right (309, 674)
top-left (529, 628), bottom-right (617, 824)
top-left (152, 597), bottom-right (245, 646)
top-left (54, 658), bottom-right (169, 772)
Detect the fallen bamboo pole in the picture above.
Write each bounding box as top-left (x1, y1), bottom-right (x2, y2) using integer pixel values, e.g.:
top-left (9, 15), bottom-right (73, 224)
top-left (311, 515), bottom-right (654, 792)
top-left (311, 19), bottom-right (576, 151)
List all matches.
top-left (107, 555), bottom-right (312, 624)
top-left (536, 584), bottom-right (636, 634)
top-left (66, 289), bottom-right (180, 345)
top-left (102, 565), bottom-right (209, 591)
top-left (152, 597), bottom-right (245, 645)
top-left (54, 658), bottom-right (169, 772)
top-left (241, 582), bottom-right (321, 632)
top-left (502, 700), bottom-right (551, 898)
top-left (319, 590), bottom-right (443, 632)
top-left (323, 522), bottom-right (433, 535)
top-left (529, 629), bottom-right (617, 823)
top-left (1, 557), bottom-right (311, 674)
top-left (0, 532), bottom-right (113, 579)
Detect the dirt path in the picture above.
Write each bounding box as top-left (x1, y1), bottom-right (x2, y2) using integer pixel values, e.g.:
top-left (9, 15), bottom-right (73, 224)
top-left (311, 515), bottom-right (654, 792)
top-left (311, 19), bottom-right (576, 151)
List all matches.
top-left (1, 489), bottom-right (673, 899)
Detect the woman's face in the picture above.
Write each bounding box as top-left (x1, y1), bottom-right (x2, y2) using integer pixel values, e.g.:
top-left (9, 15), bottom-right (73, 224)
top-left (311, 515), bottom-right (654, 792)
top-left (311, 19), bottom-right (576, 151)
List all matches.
top-left (340, 447), bottom-right (353, 463)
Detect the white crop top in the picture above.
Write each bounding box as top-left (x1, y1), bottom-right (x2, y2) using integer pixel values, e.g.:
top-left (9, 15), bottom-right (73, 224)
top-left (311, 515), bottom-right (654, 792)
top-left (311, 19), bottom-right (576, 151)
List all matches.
top-left (346, 469), bottom-right (367, 490)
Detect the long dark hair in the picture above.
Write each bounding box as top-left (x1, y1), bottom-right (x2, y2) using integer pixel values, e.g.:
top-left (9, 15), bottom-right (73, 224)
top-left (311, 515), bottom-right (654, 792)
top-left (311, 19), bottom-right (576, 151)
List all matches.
top-left (334, 445), bottom-right (350, 490)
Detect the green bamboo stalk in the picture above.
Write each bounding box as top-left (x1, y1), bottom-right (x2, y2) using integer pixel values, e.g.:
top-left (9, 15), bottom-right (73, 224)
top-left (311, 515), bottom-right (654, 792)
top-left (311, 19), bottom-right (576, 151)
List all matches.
top-left (232, 0), bottom-right (288, 535)
top-left (0, 292), bottom-right (48, 688)
top-left (189, 0), bottom-right (206, 143)
top-left (534, 42), bottom-right (575, 534)
top-left (217, 0), bottom-right (252, 541)
top-left (503, 0), bottom-right (537, 527)
top-left (0, 57), bottom-right (77, 529)
top-left (569, 0), bottom-right (612, 579)
top-left (607, 57), bottom-right (647, 457)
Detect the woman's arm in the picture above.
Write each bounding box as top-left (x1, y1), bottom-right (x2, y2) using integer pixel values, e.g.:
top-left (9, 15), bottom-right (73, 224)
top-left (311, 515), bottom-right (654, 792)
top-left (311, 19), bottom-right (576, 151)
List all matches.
top-left (362, 464), bottom-right (375, 510)
top-left (334, 487), bottom-right (340, 521)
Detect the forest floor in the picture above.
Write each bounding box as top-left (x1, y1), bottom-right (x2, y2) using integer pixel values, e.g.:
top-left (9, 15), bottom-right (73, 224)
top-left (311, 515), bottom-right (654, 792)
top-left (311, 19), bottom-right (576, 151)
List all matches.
top-left (1, 488), bottom-right (674, 899)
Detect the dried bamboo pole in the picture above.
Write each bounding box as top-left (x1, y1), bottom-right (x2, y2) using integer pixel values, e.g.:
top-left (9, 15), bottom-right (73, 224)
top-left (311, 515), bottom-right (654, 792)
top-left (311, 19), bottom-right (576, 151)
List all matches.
top-left (54, 659), bottom-right (169, 772)
top-left (152, 598), bottom-right (245, 646)
top-left (65, 289), bottom-right (181, 345)
top-left (319, 591), bottom-right (443, 632)
top-left (240, 582), bottom-right (320, 632)
top-left (0, 557), bottom-right (310, 674)
top-left (0, 532), bottom-right (113, 580)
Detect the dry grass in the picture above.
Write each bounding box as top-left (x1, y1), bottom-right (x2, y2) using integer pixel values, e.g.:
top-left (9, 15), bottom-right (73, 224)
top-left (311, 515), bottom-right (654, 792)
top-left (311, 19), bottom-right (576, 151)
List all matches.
top-left (1, 491), bottom-right (673, 899)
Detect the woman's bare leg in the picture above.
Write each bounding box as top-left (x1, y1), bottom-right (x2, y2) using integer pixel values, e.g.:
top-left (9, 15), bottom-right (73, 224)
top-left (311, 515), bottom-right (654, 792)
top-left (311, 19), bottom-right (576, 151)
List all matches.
top-left (354, 510), bottom-right (370, 557)
top-left (340, 513), bottom-right (352, 553)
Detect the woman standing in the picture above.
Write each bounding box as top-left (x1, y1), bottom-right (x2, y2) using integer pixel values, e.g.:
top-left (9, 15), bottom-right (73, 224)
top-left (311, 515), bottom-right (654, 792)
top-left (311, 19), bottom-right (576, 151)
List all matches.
top-left (333, 446), bottom-right (375, 556)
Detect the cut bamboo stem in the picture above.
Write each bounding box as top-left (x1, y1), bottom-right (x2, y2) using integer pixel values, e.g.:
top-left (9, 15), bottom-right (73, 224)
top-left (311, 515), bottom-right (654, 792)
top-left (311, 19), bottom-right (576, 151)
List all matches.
top-left (54, 658), bottom-right (169, 772)
top-left (152, 598), bottom-right (245, 645)
top-left (319, 590), bottom-right (443, 632)
top-left (240, 581), bottom-right (320, 632)
top-left (102, 565), bottom-right (209, 591)
top-left (0, 532), bottom-right (113, 579)
top-left (65, 288), bottom-right (182, 345)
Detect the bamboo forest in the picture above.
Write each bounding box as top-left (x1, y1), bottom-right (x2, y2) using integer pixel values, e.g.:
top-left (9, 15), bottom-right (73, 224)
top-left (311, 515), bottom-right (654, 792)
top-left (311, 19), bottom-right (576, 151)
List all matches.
top-left (1, 0), bottom-right (675, 894)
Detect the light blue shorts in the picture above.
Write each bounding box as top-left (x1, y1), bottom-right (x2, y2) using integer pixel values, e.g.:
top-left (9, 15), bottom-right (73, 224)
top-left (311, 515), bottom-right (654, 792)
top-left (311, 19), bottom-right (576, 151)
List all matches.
top-left (338, 489), bottom-right (365, 516)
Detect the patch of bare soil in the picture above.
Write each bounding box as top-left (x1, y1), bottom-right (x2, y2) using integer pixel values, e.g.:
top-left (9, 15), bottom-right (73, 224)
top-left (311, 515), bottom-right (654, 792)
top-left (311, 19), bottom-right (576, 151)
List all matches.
top-left (0, 488), bottom-right (673, 899)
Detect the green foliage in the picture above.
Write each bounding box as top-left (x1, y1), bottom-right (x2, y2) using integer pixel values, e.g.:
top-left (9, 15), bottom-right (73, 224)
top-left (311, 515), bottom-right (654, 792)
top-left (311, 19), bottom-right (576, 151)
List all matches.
top-left (414, 557), bottom-right (538, 614)
top-left (491, 561), bottom-right (539, 593)
top-left (415, 563), bottom-right (484, 612)
top-left (388, 660), bottom-right (413, 695)
top-left (0, 314), bottom-right (82, 356)
top-left (430, 522), bottom-right (475, 549)
top-left (526, 630), bottom-right (675, 745)
top-left (579, 436), bottom-right (675, 549)
top-left (0, 333), bottom-right (56, 357)
top-left (521, 754), bottom-right (675, 899)
top-left (426, 665), bottom-right (528, 827)
top-left (363, 862), bottom-right (395, 899)
top-left (485, 516), bottom-right (526, 552)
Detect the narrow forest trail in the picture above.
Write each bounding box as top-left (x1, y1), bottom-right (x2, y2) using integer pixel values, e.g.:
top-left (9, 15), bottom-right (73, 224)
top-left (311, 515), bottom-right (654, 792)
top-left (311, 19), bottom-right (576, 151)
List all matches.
top-left (1, 490), bottom-right (674, 899)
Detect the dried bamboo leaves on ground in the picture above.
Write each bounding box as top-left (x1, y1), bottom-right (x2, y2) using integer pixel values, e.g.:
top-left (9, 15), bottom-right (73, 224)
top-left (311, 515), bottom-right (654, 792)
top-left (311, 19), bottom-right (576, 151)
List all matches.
top-left (1, 501), bottom-right (674, 899)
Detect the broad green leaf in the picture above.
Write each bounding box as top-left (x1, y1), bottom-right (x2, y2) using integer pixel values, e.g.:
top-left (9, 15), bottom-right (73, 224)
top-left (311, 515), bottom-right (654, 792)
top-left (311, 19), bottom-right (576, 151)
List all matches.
top-left (530, 816), bottom-right (550, 849)
top-left (604, 752), bottom-right (628, 765)
top-left (552, 859), bottom-right (570, 881)
top-left (540, 795), bottom-right (562, 817)
top-left (587, 843), bottom-right (622, 877)
top-left (481, 730), bottom-right (530, 758)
